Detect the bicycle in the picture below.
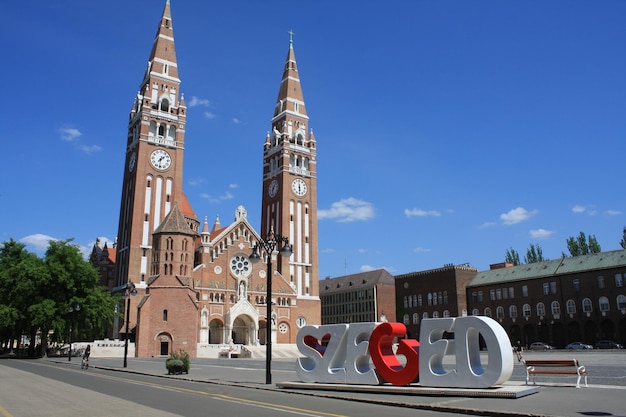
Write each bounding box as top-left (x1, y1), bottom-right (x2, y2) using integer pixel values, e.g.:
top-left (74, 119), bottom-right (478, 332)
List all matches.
top-left (81, 356), bottom-right (89, 369)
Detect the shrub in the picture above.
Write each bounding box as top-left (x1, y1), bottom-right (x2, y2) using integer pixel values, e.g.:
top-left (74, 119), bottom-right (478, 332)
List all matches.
top-left (165, 349), bottom-right (190, 374)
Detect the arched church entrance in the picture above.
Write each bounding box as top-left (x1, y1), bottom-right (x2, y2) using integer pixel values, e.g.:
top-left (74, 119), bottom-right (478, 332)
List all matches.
top-left (209, 319), bottom-right (224, 344)
top-left (231, 315), bottom-right (254, 345)
top-left (157, 333), bottom-right (172, 356)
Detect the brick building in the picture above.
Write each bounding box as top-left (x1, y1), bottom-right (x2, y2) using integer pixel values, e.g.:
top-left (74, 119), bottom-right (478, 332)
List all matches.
top-left (394, 265), bottom-right (478, 339)
top-left (319, 269), bottom-right (396, 325)
top-left (467, 249), bottom-right (626, 348)
top-left (93, 1), bottom-right (321, 358)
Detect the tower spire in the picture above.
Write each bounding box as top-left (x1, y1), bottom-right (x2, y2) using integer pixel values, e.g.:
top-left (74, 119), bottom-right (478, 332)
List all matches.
top-left (142, 0), bottom-right (180, 86)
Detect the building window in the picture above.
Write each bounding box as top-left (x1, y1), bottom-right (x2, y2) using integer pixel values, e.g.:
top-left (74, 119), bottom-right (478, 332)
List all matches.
top-left (522, 285), bottom-right (528, 297)
top-left (523, 304), bottom-right (531, 318)
top-left (403, 296), bottom-right (408, 308)
top-left (599, 296), bottom-right (610, 312)
top-left (566, 299), bottom-right (576, 315)
top-left (542, 283), bottom-right (549, 295)
top-left (163, 309), bottom-right (168, 321)
top-left (418, 294), bottom-right (422, 307)
top-left (573, 279), bottom-right (580, 291)
top-left (484, 307), bottom-right (492, 317)
top-left (598, 276), bottom-right (605, 289)
top-left (617, 294), bottom-right (626, 310)
top-left (412, 313), bottom-right (419, 324)
top-left (443, 310), bottom-right (450, 318)
top-left (412, 295), bottom-right (417, 306)
top-left (551, 301), bottom-right (560, 316)
top-left (478, 291), bottom-right (483, 302)
top-left (443, 291), bottom-right (448, 304)
top-left (427, 293), bottom-right (432, 306)
top-left (433, 311), bottom-right (440, 318)
top-left (490, 289), bottom-right (496, 301)
top-left (472, 292), bottom-right (478, 303)
top-left (502, 288), bottom-right (508, 300)
top-left (423, 312), bottom-right (429, 319)
top-left (508, 287), bottom-right (514, 299)
top-left (472, 308), bottom-right (479, 316)
top-left (509, 305), bottom-right (518, 319)
top-left (582, 298), bottom-right (593, 313)
top-left (536, 302), bottom-right (546, 317)
top-left (550, 281), bottom-right (557, 294)
top-left (496, 289), bottom-right (502, 300)
top-left (496, 306), bottom-right (504, 320)
top-left (403, 314), bottom-right (409, 325)
top-left (616, 274), bottom-right (624, 288)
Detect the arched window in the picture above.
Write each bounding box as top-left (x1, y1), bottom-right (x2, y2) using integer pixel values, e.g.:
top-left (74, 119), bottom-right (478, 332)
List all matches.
top-left (566, 299), bottom-right (576, 314)
top-left (432, 311), bottom-right (439, 318)
top-left (582, 298), bottom-right (593, 313)
top-left (509, 305), bottom-right (518, 319)
top-left (484, 307), bottom-right (492, 317)
top-left (412, 313), bottom-right (419, 325)
top-left (160, 97), bottom-right (170, 112)
top-left (551, 301), bottom-right (560, 316)
top-left (443, 310), bottom-right (450, 318)
top-left (617, 294), bottom-right (626, 310)
top-left (423, 312), bottom-right (429, 319)
top-left (427, 293), bottom-right (432, 306)
top-left (523, 303), bottom-right (531, 318)
top-left (599, 296), bottom-right (610, 312)
top-left (403, 314), bottom-right (409, 325)
top-left (472, 308), bottom-right (479, 316)
top-left (536, 302), bottom-right (546, 317)
top-left (417, 294), bottom-right (422, 307)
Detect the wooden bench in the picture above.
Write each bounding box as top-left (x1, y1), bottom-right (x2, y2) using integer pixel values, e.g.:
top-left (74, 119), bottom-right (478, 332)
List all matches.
top-left (523, 359), bottom-right (588, 388)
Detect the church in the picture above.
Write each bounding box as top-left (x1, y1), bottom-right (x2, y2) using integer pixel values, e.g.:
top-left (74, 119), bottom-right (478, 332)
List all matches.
top-left (91, 1), bottom-right (321, 358)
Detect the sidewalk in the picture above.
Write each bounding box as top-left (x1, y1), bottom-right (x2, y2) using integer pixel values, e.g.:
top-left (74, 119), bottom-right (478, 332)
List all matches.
top-left (71, 356), bottom-right (626, 417)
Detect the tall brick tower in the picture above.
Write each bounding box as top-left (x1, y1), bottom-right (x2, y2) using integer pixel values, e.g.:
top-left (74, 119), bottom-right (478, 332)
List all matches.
top-left (260, 33), bottom-right (321, 337)
top-left (114, 1), bottom-right (196, 337)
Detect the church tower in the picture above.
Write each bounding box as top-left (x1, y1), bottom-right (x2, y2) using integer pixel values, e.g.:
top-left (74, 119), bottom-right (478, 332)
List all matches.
top-left (261, 33), bottom-right (321, 332)
top-left (114, 0), bottom-right (192, 294)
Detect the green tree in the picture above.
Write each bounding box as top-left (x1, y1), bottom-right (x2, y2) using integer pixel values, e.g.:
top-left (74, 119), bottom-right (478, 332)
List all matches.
top-left (0, 239), bottom-right (117, 356)
top-left (505, 248), bottom-right (520, 265)
top-left (524, 244), bottom-right (545, 264)
top-left (566, 232), bottom-right (601, 257)
top-left (620, 226), bottom-right (626, 249)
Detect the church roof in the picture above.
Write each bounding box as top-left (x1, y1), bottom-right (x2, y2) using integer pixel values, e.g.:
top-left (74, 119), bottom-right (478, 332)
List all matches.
top-left (181, 192), bottom-right (197, 220)
top-left (154, 205), bottom-right (196, 235)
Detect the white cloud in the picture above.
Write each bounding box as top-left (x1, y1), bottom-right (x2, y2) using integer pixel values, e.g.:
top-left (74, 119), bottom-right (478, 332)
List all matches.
top-left (404, 208), bottom-right (441, 218)
top-left (232, 118), bottom-right (242, 124)
top-left (605, 210), bottom-right (622, 216)
top-left (229, 183), bottom-right (239, 189)
top-left (529, 229), bottom-right (554, 239)
top-left (204, 112), bottom-right (216, 120)
top-left (413, 247), bottom-right (431, 253)
top-left (187, 96), bottom-right (210, 107)
top-left (187, 177), bottom-right (205, 187)
top-left (359, 264), bottom-right (395, 273)
top-left (479, 221), bottom-right (497, 229)
top-left (572, 205), bottom-right (586, 213)
top-left (79, 144), bottom-right (102, 154)
top-left (318, 198), bottom-right (375, 223)
top-left (200, 191), bottom-right (234, 204)
top-left (59, 127), bottom-right (82, 142)
top-left (19, 234), bottom-right (57, 251)
top-left (500, 207), bottom-right (537, 225)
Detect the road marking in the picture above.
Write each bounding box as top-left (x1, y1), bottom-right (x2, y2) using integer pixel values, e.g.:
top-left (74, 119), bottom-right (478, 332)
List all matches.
top-left (0, 404), bottom-right (15, 417)
top-left (213, 394), bottom-right (347, 417)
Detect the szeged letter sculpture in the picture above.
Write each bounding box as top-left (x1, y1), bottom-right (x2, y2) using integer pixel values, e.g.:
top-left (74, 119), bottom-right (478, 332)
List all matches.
top-left (296, 316), bottom-right (513, 388)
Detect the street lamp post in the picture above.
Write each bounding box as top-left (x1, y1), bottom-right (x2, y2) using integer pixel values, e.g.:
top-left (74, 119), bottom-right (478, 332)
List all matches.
top-left (249, 230), bottom-right (292, 384)
top-left (68, 301), bottom-right (81, 361)
top-left (122, 283), bottom-right (138, 368)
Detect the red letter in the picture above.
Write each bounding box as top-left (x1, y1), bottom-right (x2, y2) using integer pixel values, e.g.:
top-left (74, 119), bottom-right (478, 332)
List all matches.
top-left (369, 322), bottom-right (420, 386)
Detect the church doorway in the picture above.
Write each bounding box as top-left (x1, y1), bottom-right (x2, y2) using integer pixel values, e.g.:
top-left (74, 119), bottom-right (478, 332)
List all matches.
top-left (158, 333), bottom-right (171, 356)
top-left (209, 319), bottom-right (224, 344)
top-left (231, 315), bottom-right (254, 345)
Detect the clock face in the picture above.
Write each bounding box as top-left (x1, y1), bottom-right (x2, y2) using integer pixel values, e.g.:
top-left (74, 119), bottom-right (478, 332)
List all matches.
top-left (150, 149), bottom-right (172, 170)
top-left (291, 178), bottom-right (307, 197)
top-left (268, 180), bottom-right (279, 197)
top-left (128, 152), bottom-right (137, 172)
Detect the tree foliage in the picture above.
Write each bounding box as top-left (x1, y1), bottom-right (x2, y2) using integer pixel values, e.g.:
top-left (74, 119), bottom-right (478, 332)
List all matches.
top-left (505, 247), bottom-right (520, 265)
top-left (524, 244), bottom-right (545, 264)
top-left (0, 239), bottom-right (118, 356)
top-left (620, 226), bottom-right (626, 250)
top-left (566, 232), bottom-right (601, 257)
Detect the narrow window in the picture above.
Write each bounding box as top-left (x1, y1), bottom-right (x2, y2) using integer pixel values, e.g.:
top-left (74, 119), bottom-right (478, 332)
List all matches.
top-left (163, 310), bottom-right (168, 321)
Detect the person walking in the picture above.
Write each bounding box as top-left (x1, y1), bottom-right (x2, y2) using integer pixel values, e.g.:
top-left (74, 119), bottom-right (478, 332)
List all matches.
top-left (514, 340), bottom-right (523, 362)
top-left (81, 345), bottom-right (91, 369)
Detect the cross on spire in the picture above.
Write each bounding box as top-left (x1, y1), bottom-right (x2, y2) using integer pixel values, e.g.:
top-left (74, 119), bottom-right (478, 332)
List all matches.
top-left (288, 29), bottom-right (295, 47)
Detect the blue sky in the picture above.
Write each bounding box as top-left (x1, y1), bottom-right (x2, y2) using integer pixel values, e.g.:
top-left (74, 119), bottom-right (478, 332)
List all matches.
top-left (3, 1), bottom-right (625, 279)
